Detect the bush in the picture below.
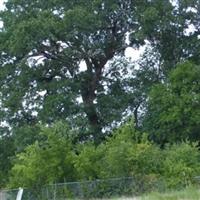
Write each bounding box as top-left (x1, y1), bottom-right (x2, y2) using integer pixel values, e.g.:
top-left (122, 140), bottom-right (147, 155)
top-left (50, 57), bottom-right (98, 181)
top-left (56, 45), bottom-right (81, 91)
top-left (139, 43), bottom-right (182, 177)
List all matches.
top-left (8, 122), bottom-right (77, 188)
top-left (8, 120), bottom-right (200, 195)
top-left (162, 142), bottom-right (200, 189)
top-left (73, 143), bottom-right (105, 180)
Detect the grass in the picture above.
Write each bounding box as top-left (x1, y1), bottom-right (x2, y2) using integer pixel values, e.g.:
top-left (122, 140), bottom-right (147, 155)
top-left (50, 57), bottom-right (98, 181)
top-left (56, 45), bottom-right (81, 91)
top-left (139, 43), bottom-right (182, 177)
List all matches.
top-left (68, 187), bottom-right (200, 200)
top-left (102, 186), bottom-right (200, 200)
top-left (140, 186), bottom-right (200, 200)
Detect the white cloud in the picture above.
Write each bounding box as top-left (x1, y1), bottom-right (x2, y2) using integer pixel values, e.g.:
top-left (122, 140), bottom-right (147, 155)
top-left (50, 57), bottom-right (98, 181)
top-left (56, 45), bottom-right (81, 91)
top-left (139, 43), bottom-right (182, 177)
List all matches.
top-left (79, 60), bottom-right (87, 72)
top-left (125, 46), bottom-right (145, 62)
top-left (0, 0), bottom-right (5, 11)
top-left (0, 21), bottom-right (3, 28)
top-left (184, 24), bottom-right (197, 36)
top-left (0, 0), bottom-right (5, 29)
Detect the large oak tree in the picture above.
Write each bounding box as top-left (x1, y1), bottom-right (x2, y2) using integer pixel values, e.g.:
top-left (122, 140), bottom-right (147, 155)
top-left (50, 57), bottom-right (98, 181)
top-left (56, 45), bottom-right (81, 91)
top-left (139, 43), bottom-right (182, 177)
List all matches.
top-left (0, 0), bottom-right (148, 143)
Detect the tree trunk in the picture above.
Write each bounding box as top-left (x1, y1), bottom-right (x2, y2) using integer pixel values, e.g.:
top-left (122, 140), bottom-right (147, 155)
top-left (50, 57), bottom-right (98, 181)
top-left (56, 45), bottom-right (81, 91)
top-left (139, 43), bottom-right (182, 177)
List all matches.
top-left (80, 43), bottom-right (116, 143)
top-left (134, 104), bottom-right (140, 129)
top-left (80, 59), bottom-right (103, 144)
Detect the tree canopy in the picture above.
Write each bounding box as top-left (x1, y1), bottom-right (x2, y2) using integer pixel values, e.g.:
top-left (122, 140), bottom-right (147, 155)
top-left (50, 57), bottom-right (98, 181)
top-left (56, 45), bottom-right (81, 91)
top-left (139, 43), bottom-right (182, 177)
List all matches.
top-left (0, 0), bottom-right (199, 142)
top-left (0, 0), bottom-right (147, 142)
top-left (144, 62), bottom-right (200, 144)
top-left (0, 0), bottom-right (200, 189)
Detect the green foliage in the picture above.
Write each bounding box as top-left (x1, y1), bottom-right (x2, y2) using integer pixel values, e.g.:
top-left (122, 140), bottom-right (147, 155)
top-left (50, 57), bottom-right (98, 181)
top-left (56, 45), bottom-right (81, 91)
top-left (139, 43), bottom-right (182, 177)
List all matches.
top-left (8, 122), bottom-right (76, 188)
top-left (141, 186), bottom-right (200, 200)
top-left (3, 0), bottom-right (198, 142)
top-left (0, 0), bottom-right (200, 191)
top-left (74, 143), bottom-right (105, 180)
top-left (13, 124), bottom-right (41, 153)
top-left (8, 121), bottom-right (200, 191)
top-left (74, 120), bottom-right (200, 190)
top-left (0, 135), bottom-right (15, 188)
top-left (98, 121), bottom-right (148, 178)
top-left (162, 142), bottom-right (200, 189)
top-left (102, 125), bottom-right (135, 177)
top-left (0, 0), bottom-right (149, 142)
top-left (138, 0), bottom-right (200, 73)
top-left (74, 120), bottom-right (157, 179)
top-left (101, 121), bottom-right (162, 179)
top-left (144, 62), bottom-right (200, 144)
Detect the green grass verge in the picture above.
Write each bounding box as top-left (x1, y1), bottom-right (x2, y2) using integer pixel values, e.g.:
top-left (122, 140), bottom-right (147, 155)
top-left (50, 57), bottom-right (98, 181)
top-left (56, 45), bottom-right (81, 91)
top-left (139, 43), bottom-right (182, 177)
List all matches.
top-left (68, 187), bottom-right (200, 199)
top-left (141, 186), bottom-right (200, 200)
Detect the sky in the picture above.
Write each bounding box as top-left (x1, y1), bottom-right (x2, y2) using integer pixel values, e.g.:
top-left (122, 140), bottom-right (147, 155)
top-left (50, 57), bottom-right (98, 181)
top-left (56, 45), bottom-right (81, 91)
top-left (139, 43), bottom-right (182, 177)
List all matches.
top-left (0, 0), bottom-right (5, 28)
top-left (0, 0), bottom-right (5, 10)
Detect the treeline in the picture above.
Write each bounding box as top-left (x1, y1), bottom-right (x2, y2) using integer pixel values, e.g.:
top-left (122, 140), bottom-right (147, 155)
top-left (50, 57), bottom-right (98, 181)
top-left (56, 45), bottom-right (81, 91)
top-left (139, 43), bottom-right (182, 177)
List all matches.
top-left (7, 121), bottom-right (200, 190)
top-left (0, 61), bottom-right (200, 189)
top-left (0, 0), bottom-right (200, 189)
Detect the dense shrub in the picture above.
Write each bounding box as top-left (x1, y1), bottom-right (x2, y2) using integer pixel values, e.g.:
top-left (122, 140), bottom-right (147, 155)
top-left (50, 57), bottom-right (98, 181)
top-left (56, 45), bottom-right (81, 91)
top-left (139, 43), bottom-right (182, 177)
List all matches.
top-left (162, 142), bottom-right (200, 189)
top-left (8, 122), bottom-right (77, 188)
top-left (8, 120), bottom-right (200, 193)
top-left (144, 62), bottom-right (200, 144)
top-left (73, 143), bottom-right (105, 180)
top-left (101, 122), bottom-right (163, 179)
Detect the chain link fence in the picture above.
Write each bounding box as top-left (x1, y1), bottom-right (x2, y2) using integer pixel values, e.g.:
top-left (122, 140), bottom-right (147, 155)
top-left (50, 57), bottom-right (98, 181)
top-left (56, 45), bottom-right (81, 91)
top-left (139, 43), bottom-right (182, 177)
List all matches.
top-left (0, 176), bottom-right (166, 200)
top-left (0, 189), bottom-right (18, 200)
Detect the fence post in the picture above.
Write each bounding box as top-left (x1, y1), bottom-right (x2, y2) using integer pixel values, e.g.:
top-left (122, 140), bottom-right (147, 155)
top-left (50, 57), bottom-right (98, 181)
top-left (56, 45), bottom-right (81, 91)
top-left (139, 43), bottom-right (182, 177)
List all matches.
top-left (53, 184), bottom-right (56, 200)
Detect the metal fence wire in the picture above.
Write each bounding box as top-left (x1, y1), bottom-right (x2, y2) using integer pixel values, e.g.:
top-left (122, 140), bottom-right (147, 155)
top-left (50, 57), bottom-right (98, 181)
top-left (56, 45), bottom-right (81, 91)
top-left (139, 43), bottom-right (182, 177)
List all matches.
top-left (0, 189), bottom-right (18, 200)
top-left (0, 176), bottom-right (165, 200)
